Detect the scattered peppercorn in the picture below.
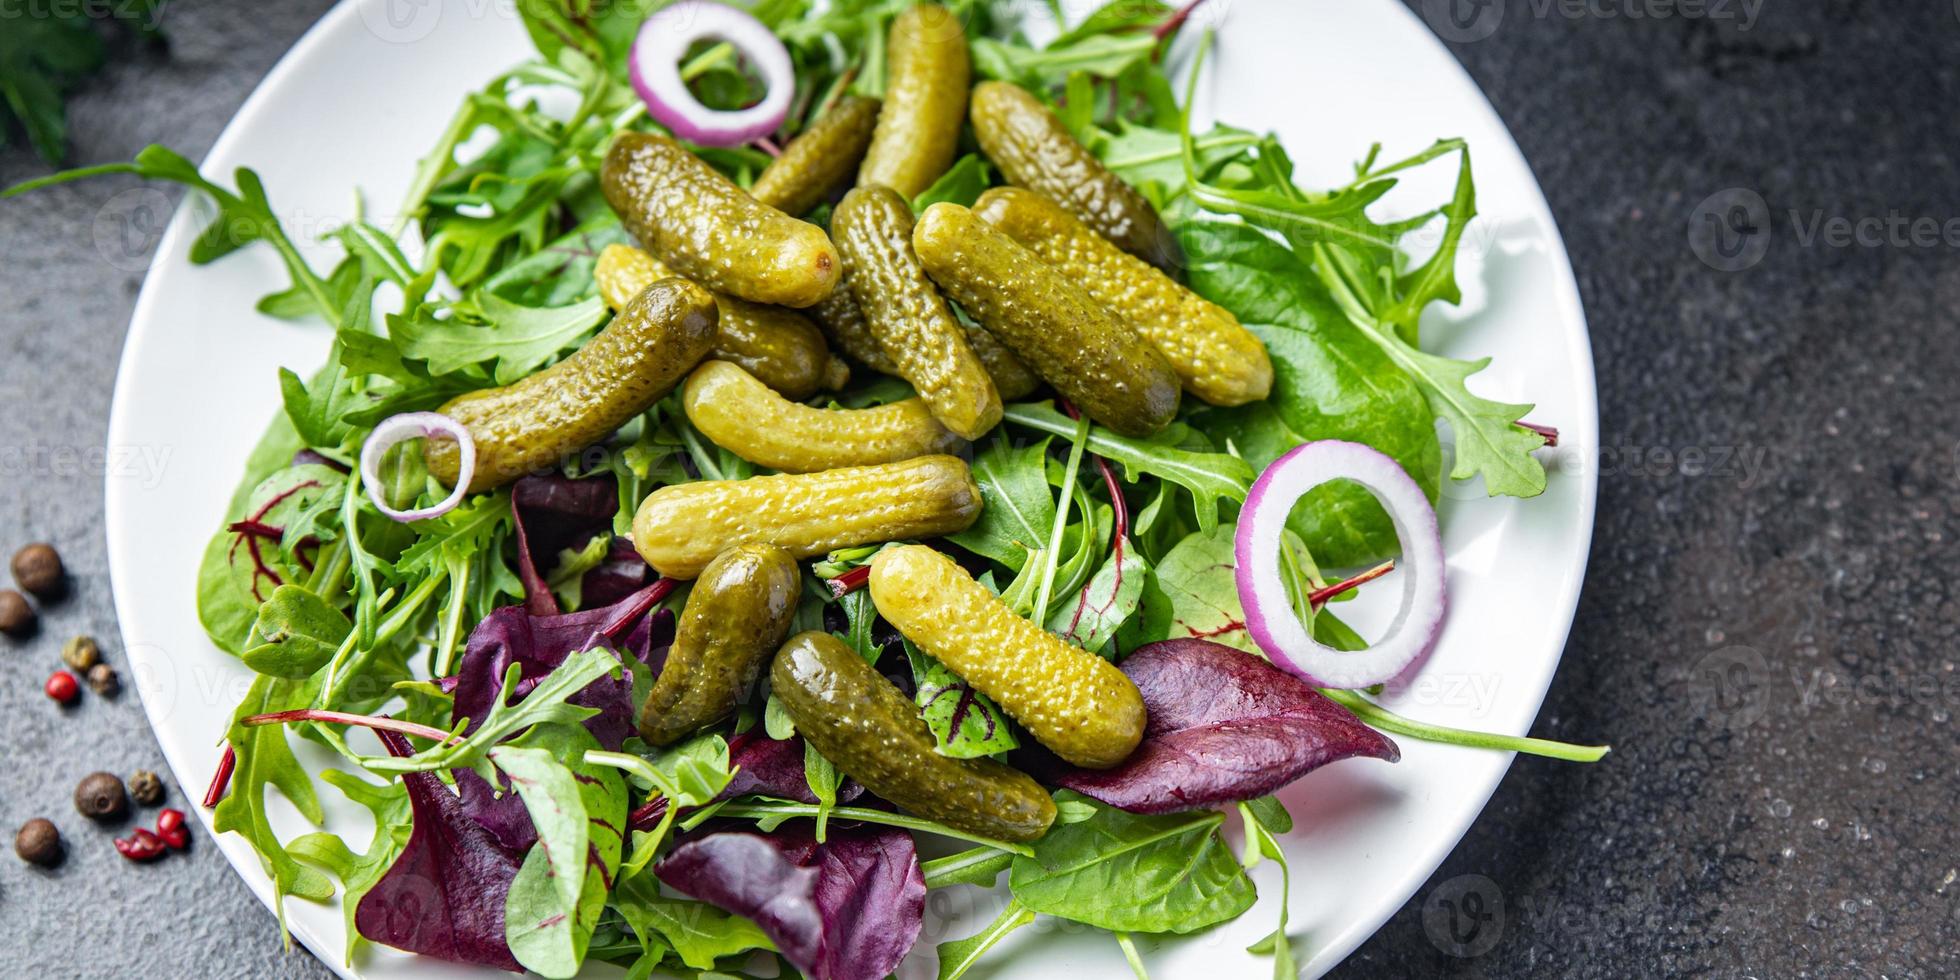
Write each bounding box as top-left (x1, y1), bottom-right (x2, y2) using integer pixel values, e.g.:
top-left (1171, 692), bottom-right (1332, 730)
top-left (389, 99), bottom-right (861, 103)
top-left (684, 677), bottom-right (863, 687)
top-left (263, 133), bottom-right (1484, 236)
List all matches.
top-left (45, 670), bottom-right (80, 705)
top-left (0, 589), bottom-right (34, 638)
top-left (10, 543), bottom-right (65, 599)
top-left (14, 819), bottom-right (62, 867)
top-left (155, 808), bottom-right (189, 850)
top-left (129, 769), bottom-right (165, 806)
top-left (113, 827), bottom-right (167, 863)
top-left (74, 772), bottom-right (128, 821)
top-left (61, 634), bottom-right (100, 671)
top-left (87, 662), bottom-right (119, 697)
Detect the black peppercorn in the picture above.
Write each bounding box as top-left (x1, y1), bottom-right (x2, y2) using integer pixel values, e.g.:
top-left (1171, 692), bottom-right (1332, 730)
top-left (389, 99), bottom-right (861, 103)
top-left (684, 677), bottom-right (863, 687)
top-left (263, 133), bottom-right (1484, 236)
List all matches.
top-left (129, 769), bottom-right (165, 806)
top-left (14, 819), bottom-right (62, 867)
top-left (74, 772), bottom-right (129, 821)
top-left (87, 662), bottom-right (120, 697)
top-left (0, 589), bottom-right (32, 637)
top-left (62, 635), bottom-right (100, 671)
top-left (11, 543), bottom-right (65, 599)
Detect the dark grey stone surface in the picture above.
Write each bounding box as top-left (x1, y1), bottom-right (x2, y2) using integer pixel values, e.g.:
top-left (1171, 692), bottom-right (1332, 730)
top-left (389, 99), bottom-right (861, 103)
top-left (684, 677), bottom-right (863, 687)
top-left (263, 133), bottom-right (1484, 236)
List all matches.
top-left (0, 1), bottom-right (1950, 977)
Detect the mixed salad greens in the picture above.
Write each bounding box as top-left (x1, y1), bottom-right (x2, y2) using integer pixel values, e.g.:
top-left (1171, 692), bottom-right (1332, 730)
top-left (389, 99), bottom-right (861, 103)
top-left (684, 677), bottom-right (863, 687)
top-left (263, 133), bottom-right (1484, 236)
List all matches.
top-left (5, 0), bottom-right (1609, 976)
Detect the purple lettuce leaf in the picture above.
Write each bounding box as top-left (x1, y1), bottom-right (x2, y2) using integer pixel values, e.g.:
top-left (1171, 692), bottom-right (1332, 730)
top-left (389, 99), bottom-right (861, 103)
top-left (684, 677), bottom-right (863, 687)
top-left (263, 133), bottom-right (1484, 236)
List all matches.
top-left (720, 731), bottom-right (865, 805)
top-left (511, 474), bottom-right (651, 616)
top-left (1040, 639), bottom-right (1400, 813)
top-left (655, 824), bottom-right (924, 980)
top-left (355, 730), bottom-right (526, 973)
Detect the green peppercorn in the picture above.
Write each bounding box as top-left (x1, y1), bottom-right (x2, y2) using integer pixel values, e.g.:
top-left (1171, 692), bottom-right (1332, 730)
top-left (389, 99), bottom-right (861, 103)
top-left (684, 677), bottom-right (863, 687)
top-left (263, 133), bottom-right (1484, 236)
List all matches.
top-left (87, 663), bottom-right (119, 698)
top-left (14, 819), bottom-right (62, 867)
top-left (74, 772), bottom-right (128, 822)
top-left (0, 589), bottom-right (32, 638)
top-left (61, 635), bottom-right (99, 671)
top-left (11, 543), bottom-right (64, 599)
top-left (128, 769), bottom-right (165, 807)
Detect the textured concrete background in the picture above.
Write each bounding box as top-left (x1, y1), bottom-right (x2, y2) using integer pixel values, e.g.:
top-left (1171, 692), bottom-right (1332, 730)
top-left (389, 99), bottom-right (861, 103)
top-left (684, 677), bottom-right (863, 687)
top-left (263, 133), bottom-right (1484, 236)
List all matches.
top-left (0, 0), bottom-right (1953, 977)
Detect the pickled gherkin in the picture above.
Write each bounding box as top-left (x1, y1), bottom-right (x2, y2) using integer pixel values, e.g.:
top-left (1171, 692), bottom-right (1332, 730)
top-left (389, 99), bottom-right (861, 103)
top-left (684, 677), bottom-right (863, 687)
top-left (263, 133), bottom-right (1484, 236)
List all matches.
top-left (970, 80), bottom-right (1181, 270)
top-left (834, 184), bottom-right (1001, 439)
top-left (630, 454), bottom-right (981, 579)
top-left (637, 545), bottom-right (800, 746)
top-left (771, 632), bottom-right (1056, 842)
top-left (913, 202), bottom-right (1181, 437)
top-left (869, 545), bottom-right (1146, 770)
top-left (601, 131), bottom-right (839, 308)
top-left (595, 244), bottom-right (847, 399)
top-left (751, 95), bottom-right (881, 217)
top-left (974, 187), bottom-right (1272, 406)
top-left (859, 3), bottom-right (970, 198)
top-left (683, 361), bottom-right (962, 473)
top-left (808, 279), bottom-right (898, 374)
top-left (426, 278), bottom-right (718, 492)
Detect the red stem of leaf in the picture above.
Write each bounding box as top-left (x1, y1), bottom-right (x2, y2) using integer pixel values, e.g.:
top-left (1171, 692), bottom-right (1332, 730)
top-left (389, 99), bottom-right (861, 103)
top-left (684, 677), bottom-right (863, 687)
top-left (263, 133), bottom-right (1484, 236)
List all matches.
top-left (1153, 0), bottom-right (1211, 51)
top-left (1308, 560), bottom-right (1396, 609)
top-left (1517, 421), bottom-right (1559, 447)
top-left (628, 795), bottom-right (670, 832)
top-left (242, 709), bottom-right (457, 745)
top-left (202, 744), bottom-right (236, 809)
top-left (826, 565), bottom-right (871, 598)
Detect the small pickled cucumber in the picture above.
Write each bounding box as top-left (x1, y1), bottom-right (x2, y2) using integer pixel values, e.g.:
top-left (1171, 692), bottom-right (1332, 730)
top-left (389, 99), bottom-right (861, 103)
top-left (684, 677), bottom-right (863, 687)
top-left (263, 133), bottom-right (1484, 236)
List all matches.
top-left (870, 545), bottom-right (1145, 769)
top-left (595, 244), bottom-right (847, 399)
top-left (962, 316), bottom-right (1042, 401)
top-left (683, 361), bottom-right (962, 473)
top-left (638, 545), bottom-right (800, 746)
top-left (631, 454), bottom-right (981, 579)
top-left (601, 131), bottom-right (839, 308)
top-left (751, 95), bottom-right (882, 217)
top-left (426, 278), bottom-right (717, 492)
top-left (859, 4), bottom-right (970, 198)
top-left (808, 280), bottom-right (899, 374)
top-left (771, 631), bottom-right (1056, 842)
top-left (974, 187), bottom-right (1272, 406)
top-left (970, 81), bottom-right (1181, 270)
top-left (834, 185), bottom-right (1001, 439)
top-left (913, 203), bottom-right (1181, 438)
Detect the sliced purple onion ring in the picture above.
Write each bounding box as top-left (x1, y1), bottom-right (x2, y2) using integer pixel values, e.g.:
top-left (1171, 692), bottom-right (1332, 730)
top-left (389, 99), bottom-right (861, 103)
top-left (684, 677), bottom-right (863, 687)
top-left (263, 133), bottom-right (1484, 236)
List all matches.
top-left (1234, 441), bottom-right (1447, 690)
top-left (630, 0), bottom-right (794, 148)
top-left (360, 412), bottom-right (475, 523)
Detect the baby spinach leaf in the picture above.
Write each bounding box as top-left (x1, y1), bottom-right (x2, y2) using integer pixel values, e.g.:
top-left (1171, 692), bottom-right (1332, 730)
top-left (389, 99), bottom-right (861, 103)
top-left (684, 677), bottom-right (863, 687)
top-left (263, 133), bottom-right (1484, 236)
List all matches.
top-left (495, 724), bottom-right (627, 979)
top-left (913, 153), bottom-right (995, 211)
top-left (612, 873), bottom-right (774, 970)
top-left (1094, 122), bottom-right (1260, 207)
top-left (936, 898), bottom-right (1035, 980)
top-left (921, 847), bottom-right (1016, 890)
top-left (1179, 220), bottom-right (1440, 566)
top-left (242, 585), bottom-right (353, 678)
top-left (1002, 403), bottom-right (1252, 534)
top-left (1007, 793), bottom-right (1254, 934)
top-left (949, 436), bottom-right (1055, 571)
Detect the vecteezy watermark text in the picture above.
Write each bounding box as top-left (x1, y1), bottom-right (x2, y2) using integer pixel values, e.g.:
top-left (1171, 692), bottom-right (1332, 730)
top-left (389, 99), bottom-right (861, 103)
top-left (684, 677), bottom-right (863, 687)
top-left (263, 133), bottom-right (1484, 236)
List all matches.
top-left (1690, 187), bottom-right (1960, 271)
top-left (1423, 0), bottom-right (1765, 44)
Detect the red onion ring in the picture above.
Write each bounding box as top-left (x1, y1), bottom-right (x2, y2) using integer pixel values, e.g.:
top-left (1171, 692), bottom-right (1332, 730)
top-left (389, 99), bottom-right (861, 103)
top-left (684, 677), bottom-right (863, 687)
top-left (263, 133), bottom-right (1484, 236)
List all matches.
top-left (359, 412), bottom-right (475, 523)
top-left (1233, 441), bottom-right (1447, 690)
top-left (629, 0), bottom-right (794, 148)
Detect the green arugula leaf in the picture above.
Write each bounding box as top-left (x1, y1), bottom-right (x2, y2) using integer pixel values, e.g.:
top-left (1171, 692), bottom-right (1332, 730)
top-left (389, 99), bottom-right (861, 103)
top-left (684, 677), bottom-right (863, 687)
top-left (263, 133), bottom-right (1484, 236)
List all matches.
top-left (392, 292), bottom-right (606, 385)
top-left (213, 675), bottom-right (335, 934)
top-left (367, 648), bottom-right (617, 780)
top-left (1238, 798), bottom-right (1298, 979)
top-left (937, 898), bottom-right (1035, 980)
top-left (948, 436), bottom-right (1055, 571)
top-left (612, 872), bottom-right (774, 970)
top-left (1002, 403), bottom-right (1252, 534)
top-left (913, 153), bottom-right (996, 211)
top-left (972, 33), bottom-right (1157, 88)
top-left (1008, 793), bottom-right (1255, 933)
top-left (288, 770), bottom-right (412, 963)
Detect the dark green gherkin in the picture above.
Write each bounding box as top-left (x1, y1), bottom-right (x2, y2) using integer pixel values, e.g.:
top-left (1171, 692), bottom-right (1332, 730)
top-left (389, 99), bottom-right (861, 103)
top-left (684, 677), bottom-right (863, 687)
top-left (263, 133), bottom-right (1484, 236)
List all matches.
top-left (771, 631), bottom-right (1057, 843)
top-left (638, 545), bottom-right (801, 746)
top-left (970, 80), bottom-right (1183, 271)
top-left (751, 95), bottom-right (882, 217)
top-left (913, 203), bottom-right (1181, 438)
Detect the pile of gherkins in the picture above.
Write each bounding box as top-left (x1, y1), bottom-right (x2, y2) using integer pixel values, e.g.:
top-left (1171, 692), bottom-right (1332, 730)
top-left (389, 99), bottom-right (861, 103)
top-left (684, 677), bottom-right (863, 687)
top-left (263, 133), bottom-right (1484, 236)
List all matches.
top-left (422, 3), bottom-right (1276, 842)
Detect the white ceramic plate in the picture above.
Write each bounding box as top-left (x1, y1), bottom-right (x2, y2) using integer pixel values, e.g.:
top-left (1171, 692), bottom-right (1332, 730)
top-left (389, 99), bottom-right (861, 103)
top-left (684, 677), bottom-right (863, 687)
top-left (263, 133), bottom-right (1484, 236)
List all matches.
top-left (104, 0), bottom-right (1597, 976)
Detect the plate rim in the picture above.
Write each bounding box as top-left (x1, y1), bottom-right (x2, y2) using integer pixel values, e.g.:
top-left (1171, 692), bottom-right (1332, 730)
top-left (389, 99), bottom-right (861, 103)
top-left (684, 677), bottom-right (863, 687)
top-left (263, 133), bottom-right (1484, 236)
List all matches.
top-left (102, 0), bottom-right (1600, 976)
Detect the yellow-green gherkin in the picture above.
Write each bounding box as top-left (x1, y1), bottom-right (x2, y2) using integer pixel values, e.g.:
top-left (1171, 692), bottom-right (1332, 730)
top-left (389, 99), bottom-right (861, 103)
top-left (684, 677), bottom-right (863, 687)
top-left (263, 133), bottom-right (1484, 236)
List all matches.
top-left (869, 545), bottom-right (1146, 770)
top-left (637, 544), bottom-right (801, 746)
top-left (601, 131), bottom-right (839, 308)
top-left (912, 202), bottom-right (1181, 437)
top-left (859, 4), bottom-right (970, 198)
top-left (426, 278), bottom-right (718, 492)
top-left (631, 455), bottom-right (981, 579)
top-left (751, 95), bottom-right (882, 217)
top-left (974, 187), bottom-right (1272, 406)
top-left (682, 361), bottom-right (963, 473)
top-left (833, 184), bottom-right (1001, 439)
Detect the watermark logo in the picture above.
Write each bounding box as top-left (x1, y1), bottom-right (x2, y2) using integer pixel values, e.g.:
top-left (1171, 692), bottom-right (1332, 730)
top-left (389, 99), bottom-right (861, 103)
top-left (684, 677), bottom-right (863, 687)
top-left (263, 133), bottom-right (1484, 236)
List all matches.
top-left (358, 0), bottom-right (446, 43)
top-left (92, 186), bottom-right (175, 274)
top-left (1423, 874), bottom-right (1506, 957)
top-left (1422, 0), bottom-right (1506, 42)
top-left (1688, 645), bottom-right (1770, 731)
top-left (1689, 187), bottom-right (1772, 272)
